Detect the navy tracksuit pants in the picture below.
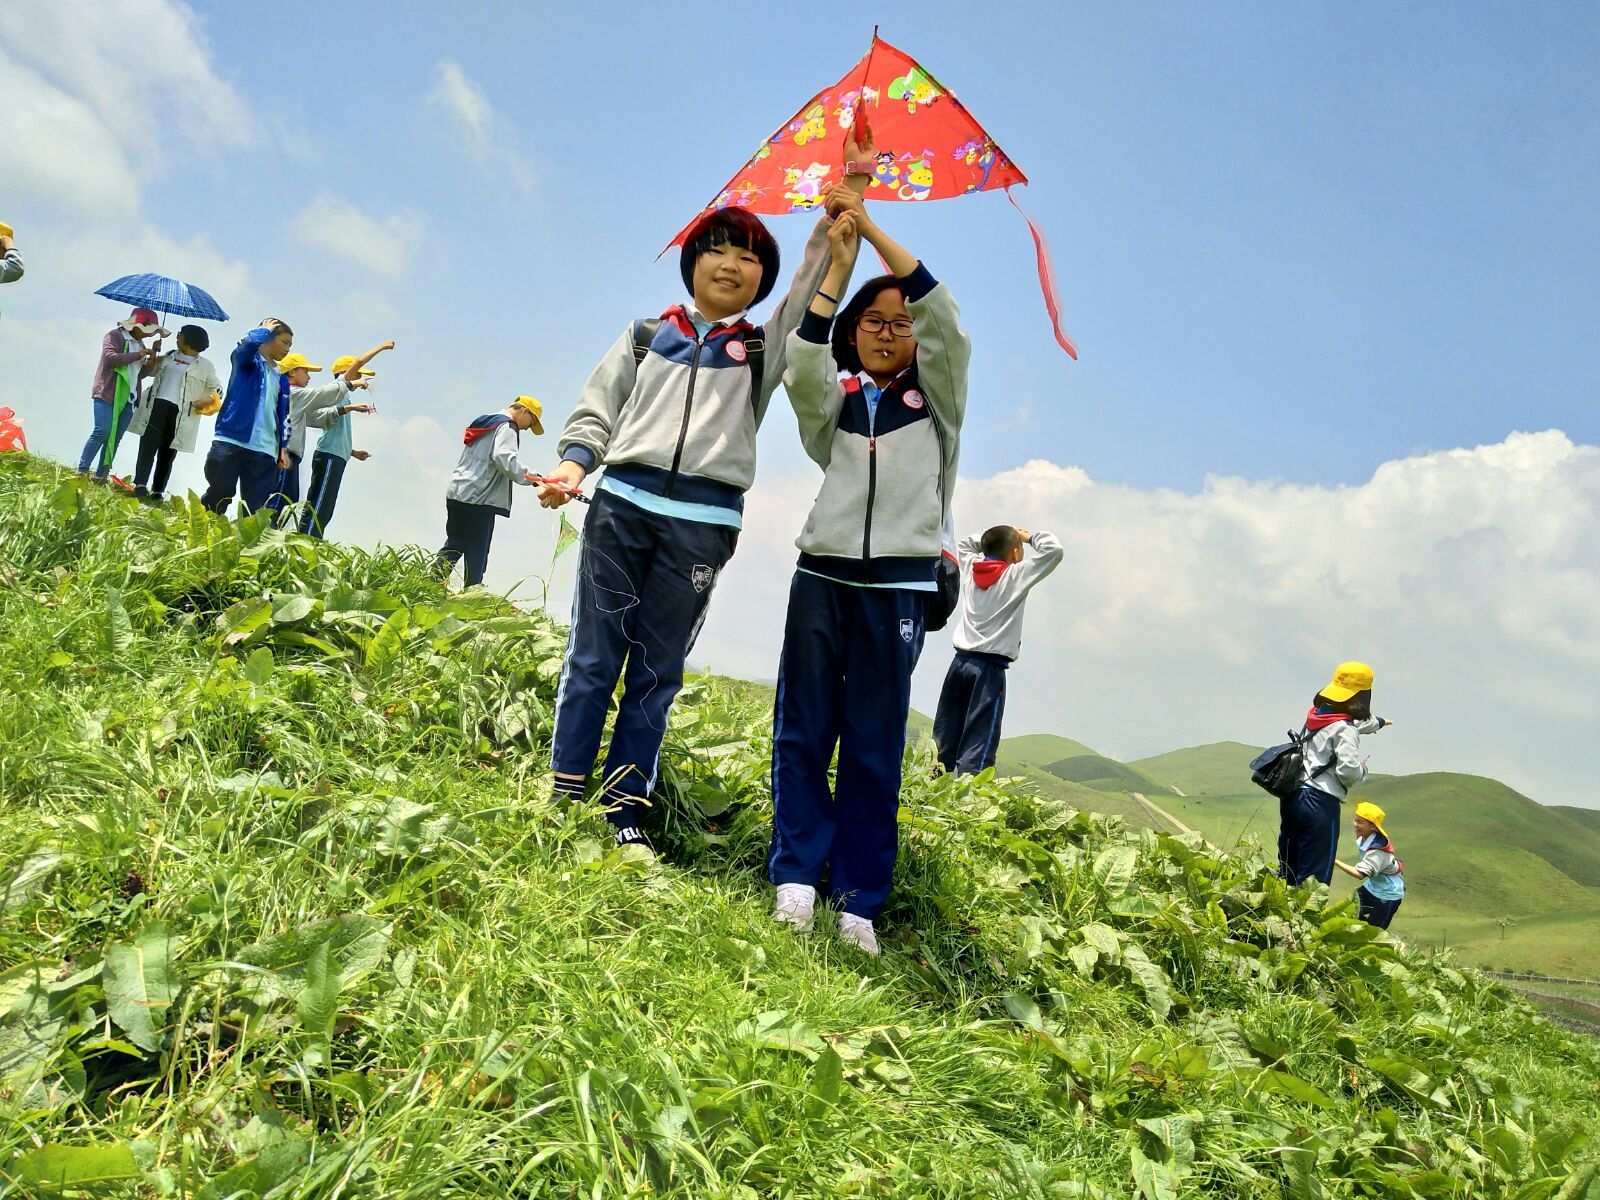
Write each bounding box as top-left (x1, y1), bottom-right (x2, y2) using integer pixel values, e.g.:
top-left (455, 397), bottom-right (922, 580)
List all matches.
top-left (933, 650), bottom-right (1010, 775)
top-left (1278, 784), bottom-right (1341, 885)
top-left (200, 441), bottom-right (282, 514)
top-left (435, 499), bottom-right (500, 587)
top-left (267, 451), bottom-right (302, 518)
top-left (301, 451), bottom-right (348, 537)
top-left (550, 487), bottom-right (737, 827)
top-left (1356, 886), bottom-right (1402, 929)
top-left (768, 571), bottom-right (929, 920)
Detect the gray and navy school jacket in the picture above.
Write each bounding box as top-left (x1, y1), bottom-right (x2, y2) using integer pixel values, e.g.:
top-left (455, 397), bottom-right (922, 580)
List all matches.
top-left (285, 380), bottom-right (354, 460)
top-left (447, 413), bottom-right (535, 516)
top-left (555, 217), bottom-right (831, 522)
top-left (1353, 832), bottom-right (1405, 900)
top-left (783, 264), bottom-right (970, 586)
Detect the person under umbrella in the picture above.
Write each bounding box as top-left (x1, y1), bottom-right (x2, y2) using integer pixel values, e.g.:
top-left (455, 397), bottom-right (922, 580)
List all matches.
top-left (79, 307), bottom-right (164, 482)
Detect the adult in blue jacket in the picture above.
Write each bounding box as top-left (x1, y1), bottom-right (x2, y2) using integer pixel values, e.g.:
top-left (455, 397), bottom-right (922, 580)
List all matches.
top-left (200, 318), bottom-right (294, 513)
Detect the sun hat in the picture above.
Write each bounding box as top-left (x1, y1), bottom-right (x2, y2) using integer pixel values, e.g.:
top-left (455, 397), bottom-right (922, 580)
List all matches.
top-left (119, 307), bottom-right (171, 338)
top-left (277, 353), bottom-right (322, 373)
top-left (331, 355), bottom-right (375, 377)
top-left (1354, 800), bottom-right (1387, 837)
top-left (0, 222), bottom-right (13, 239)
top-left (1320, 661), bottom-right (1374, 703)
top-left (510, 395), bottom-right (544, 434)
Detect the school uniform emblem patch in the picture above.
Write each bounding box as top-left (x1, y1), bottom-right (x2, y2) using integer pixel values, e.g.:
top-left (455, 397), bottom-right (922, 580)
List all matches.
top-left (726, 339), bottom-right (748, 364)
top-left (691, 564), bottom-right (716, 593)
top-left (899, 618), bottom-right (915, 643)
top-left (902, 389), bottom-right (926, 410)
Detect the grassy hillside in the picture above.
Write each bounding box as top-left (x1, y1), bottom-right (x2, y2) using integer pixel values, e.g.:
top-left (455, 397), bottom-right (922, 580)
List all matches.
top-left (3, 454), bottom-right (1600, 1198)
top-left (995, 732), bottom-right (1099, 768)
top-left (1554, 805), bottom-right (1600, 835)
top-left (1044, 753), bottom-right (1167, 794)
top-left (1133, 741), bottom-right (1263, 797)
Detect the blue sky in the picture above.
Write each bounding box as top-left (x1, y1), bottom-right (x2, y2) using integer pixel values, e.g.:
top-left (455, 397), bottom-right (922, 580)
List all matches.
top-left (3, 1), bottom-right (1598, 806)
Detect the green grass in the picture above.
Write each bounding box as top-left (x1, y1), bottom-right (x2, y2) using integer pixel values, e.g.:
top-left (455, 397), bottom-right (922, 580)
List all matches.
top-left (1043, 754), bottom-right (1167, 794)
top-left (1553, 805), bottom-right (1600, 835)
top-left (1133, 741), bottom-right (1264, 797)
top-left (994, 732), bottom-right (1099, 768)
top-left (4, 453), bottom-right (1600, 1198)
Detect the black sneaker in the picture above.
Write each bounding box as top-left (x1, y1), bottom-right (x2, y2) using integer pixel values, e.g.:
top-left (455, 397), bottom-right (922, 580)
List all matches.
top-left (612, 826), bottom-right (654, 855)
top-left (133, 485), bottom-right (149, 499)
top-left (149, 492), bottom-right (165, 504)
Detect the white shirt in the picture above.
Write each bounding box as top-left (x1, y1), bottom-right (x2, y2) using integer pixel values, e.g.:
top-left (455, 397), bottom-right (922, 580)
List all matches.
top-left (152, 352), bottom-right (194, 404)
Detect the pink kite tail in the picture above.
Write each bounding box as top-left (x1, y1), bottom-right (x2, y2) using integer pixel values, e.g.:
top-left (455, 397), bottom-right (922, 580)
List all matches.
top-left (1006, 187), bottom-right (1077, 360)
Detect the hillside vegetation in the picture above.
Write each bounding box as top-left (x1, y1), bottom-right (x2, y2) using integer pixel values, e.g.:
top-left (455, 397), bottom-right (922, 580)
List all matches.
top-left (3, 453), bottom-right (1600, 1198)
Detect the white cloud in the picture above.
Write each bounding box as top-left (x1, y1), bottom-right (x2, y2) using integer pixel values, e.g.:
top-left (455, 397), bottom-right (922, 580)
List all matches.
top-left (679, 432), bottom-right (1600, 808)
top-left (426, 60), bottom-right (537, 197)
top-left (291, 195), bottom-right (425, 279)
top-left (0, 0), bottom-right (249, 154)
top-left (0, 50), bottom-right (142, 215)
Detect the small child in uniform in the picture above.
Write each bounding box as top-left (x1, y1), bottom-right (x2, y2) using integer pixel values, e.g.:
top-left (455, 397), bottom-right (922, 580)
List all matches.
top-left (1335, 800), bottom-right (1405, 928)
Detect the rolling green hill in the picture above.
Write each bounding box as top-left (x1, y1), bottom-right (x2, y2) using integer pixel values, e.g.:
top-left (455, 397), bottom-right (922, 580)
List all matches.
top-left (1044, 752), bottom-right (1166, 793)
top-left (1553, 804), bottom-right (1600, 835)
top-left (994, 732), bottom-right (1098, 768)
top-left (1133, 740), bottom-right (1262, 796)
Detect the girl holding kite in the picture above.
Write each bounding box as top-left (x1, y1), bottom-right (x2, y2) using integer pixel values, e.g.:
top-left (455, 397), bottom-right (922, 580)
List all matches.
top-left (534, 148), bottom-right (870, 852)
top-left (768, 134), bottom-right (971, 955)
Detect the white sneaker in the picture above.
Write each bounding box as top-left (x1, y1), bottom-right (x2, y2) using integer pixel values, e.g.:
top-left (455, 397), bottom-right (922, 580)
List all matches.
top-left (837, 913), bottom-right (879, 956)
top-left (774, 883), bottom-right (817, 932)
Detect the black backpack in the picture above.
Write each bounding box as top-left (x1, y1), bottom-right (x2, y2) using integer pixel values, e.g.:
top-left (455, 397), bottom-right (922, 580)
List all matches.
top-left (1249, 726), bottom-right (1334, 799)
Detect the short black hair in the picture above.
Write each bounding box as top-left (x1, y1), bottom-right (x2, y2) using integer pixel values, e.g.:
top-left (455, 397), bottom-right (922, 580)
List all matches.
top-left (1312, 689), bottom-right (1373, 720)
top-left (177, 324), bottom-right (209, 352)
top-left (680, 208), bottom-right (780, 307)
top-left (831, 274), bottom-right (906, 374)
top-left (981, 525), bottom-right (1022, 559)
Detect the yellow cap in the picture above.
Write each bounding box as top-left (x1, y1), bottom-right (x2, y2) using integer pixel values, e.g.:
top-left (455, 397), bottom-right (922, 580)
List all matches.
top-left (277, 353), bottom-right (322, 374)
top-left (510, 395), bottom-right (544, 434)
top-left (331, 355), bottom-right (375, 377)
top-left (1354, 800), bottom-right (1387, 837)
top-left (0, 222), bottom-right (12, 239)
top-left (1320, 661), bottom-right (1373, 703)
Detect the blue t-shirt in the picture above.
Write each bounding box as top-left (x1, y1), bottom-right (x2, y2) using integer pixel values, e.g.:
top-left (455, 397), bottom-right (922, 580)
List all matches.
top-left (315, 410), bottom-right (354, 460)
top-left (216, 364), bottom-right (282, 457)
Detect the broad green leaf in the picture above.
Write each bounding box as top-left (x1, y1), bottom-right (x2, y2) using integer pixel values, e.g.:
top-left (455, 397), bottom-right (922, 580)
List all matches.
top-left (1121, 943), bottom-right (1172, 1021)
top-left (101, 586), bottom-right (133, 656)
top-left (49, 480), bottom-right (87, 519)
top-left (235, 914), bottom-right (390, 1002)
top-left (1080, 922), bottom-right (1123, 959)
top-left (14, 1142), bottom-right (139, 1187)
top-left (3, 850), bottom-right (64, 911)
top-left (243, 646), bottom-right (274, 685)
top-left (1067, 942), bottom-right (1100, 978)
top-left (296, 941), bottom-right (340, 1039)
top-left (217, 596), bottom-right (272, 645)
top-left (365, 607), bottom-right (410, 672)
top-left (270, 593), bottom-right (317, 625)
top-left (1250, 1068), bottom-right (1340, 1110)
top-left (1094, 845), bottom-right (1138, 893)
top-left (809, 1046), bottom-right (844, 1115)
top-left (1004, 992), bottom-right (1045, 1030)
top-left (194, 1140), bottom-right (311, 1200)
top-left (1130, 1144), bottom-right (1180, 1200)
top-left (102, 924), bottom-right (176, 1052)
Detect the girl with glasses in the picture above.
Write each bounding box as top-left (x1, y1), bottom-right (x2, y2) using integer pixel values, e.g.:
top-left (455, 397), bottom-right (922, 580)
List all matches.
top-left (767, 129), bottom-right (972, 954)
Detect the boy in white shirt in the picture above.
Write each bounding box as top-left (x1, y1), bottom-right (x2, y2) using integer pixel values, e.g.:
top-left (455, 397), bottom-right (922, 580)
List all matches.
top-left (933, 525), bottom-right (1063, 775)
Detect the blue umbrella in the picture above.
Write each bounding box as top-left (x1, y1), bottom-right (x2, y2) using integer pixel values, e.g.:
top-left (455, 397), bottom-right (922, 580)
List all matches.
top-left (94, 273), bottom-right (229, 323)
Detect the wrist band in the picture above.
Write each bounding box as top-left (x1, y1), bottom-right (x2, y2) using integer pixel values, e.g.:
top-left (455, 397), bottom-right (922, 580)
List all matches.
top-left (816, 290), bottom-right (839, 304)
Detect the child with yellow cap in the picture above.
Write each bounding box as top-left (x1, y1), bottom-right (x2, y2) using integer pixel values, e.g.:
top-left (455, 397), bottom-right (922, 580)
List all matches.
top-left (274, 339), bottom-right (392, 517)
top-left (0, 222), bottom-right (22, 284)
top-left (1278, 661), bottom-right (1393, 886)
top-left (299, 353), bottom-right (380, 538)
top-left (1335, 801), bottom-right (1405, 928)
top-left (435, 396), bottom-right (544, 587)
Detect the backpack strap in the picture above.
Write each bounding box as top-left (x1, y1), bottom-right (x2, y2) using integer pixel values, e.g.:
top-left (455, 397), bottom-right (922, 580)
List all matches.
top-left (1297, 723), bottom-right (1337, 780)
top-left (631, 318), bottom-right (661, 366)
top-left (741, 331), bottom-right (765, 409)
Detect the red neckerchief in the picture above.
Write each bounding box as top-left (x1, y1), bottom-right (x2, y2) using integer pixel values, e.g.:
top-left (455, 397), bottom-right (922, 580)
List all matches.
top-left (1305, 706), bottom-right (1354, 732)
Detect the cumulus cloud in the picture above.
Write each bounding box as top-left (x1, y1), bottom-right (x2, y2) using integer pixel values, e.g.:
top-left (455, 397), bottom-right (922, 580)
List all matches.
top-left (427, 60), bottom-right (537, 197)
top-left (680, 432), bottom-right (1600, 808)
top-left (291, 195), bottom-right (425, 279)
top-left (0, 0), bottom-right (249, 212)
